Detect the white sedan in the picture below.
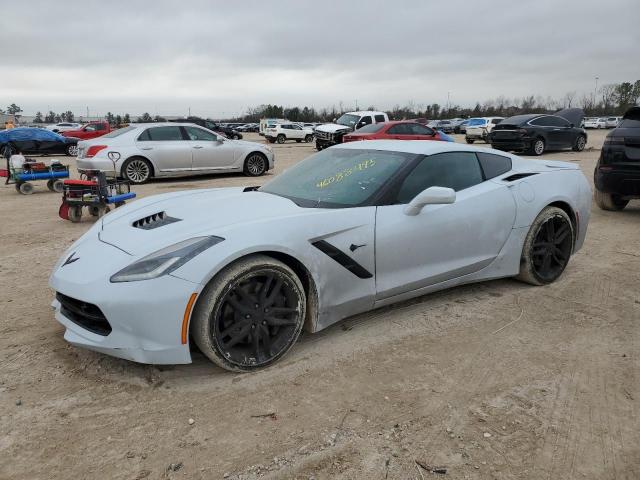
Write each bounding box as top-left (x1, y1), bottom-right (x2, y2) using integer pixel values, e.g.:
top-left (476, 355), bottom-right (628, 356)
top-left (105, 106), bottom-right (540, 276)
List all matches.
top-left (50, 141), bottom-right (591, 371)
top-left (46, 122), bottom-right (82, 132)
top-left (76, 123), bottom-right (274, 183)
top-left (583, 117), bottom-right (607, 129)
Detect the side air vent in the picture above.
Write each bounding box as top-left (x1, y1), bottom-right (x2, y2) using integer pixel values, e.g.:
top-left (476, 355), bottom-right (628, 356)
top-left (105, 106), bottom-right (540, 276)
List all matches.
top-left (503, 172), bottom-right (539, 182)
top-left (132, 211), bottom-right (181, 230)
top-left (312, 240), bottom-right (373, 279)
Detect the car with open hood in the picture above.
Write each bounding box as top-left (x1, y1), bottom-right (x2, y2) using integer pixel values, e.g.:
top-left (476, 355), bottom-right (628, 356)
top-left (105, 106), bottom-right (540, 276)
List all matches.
top-left (488, 108), bottom-right (587, 156)
top-left (594, 106), bottom-right (640, 210)
top-left (50, 140), bottom-right (591, 371)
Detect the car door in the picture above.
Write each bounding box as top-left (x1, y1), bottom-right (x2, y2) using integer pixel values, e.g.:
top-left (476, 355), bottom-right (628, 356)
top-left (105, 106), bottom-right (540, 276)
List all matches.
top-left (548, 116), bottom-right (574, 146)
top-left (529, 116), bottom-right (559, 147)
top-left (135, 126), bottom-right (192, 173)
top-left (409, 123), bottom-right (437, 140)
top-left (289, 124), bottom-right (304, 139)
top-left (375, 151), bottom-right (516, 301)
top-left (183, 125), bottom-right (236, 170)
top-left (386, 123), bottom-right (413, 140)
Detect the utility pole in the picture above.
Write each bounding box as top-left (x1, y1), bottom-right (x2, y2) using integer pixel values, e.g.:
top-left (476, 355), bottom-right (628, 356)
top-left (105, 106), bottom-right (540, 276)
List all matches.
top-left (447, 91), bottom-right (451, 112)
top-left (594, 76), bottom-right (599, 104)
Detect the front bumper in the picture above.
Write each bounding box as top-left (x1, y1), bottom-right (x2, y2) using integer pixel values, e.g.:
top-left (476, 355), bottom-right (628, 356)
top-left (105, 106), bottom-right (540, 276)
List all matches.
top-left (49, 236), bottom-right (200, 364)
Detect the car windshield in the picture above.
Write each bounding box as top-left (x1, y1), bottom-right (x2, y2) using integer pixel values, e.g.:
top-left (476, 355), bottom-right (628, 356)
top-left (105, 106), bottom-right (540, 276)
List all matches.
top-left (102, 126), bottom-right (136, 138)
top-left (336, 114), bottom-right (360, 127)
top-left (259, 148), bottom-right (415, 208)
top-left (467, 118), bottom-right (486, 126)
top-left (356, 123), bottom-right (385, 133)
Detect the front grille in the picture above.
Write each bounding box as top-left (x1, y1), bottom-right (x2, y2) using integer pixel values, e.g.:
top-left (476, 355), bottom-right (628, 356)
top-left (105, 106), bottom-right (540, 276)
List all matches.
top-left (132, 211), bottom-right (181, 230)
top-left (56, 293), bottom-right (112, 336)
top-left (315, 130), bottom-right (331, 141)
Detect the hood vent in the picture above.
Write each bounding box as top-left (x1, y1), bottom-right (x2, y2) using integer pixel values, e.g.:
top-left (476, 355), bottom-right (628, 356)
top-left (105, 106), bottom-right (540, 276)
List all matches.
top-left (132, 211), bottom-right (181, 230)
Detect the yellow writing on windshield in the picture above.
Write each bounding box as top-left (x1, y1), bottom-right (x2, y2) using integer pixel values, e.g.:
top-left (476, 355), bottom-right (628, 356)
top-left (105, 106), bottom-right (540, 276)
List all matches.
top-left (315, 159), bottom-right (377, 189)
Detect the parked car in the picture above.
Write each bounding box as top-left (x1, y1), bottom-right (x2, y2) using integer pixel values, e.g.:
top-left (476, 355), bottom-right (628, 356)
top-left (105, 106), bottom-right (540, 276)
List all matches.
top-left (343, 121), bottom-right (449, 143)
top-left (465, 117), bottom-right (504, 143)
top-left (76, 123), bottom-right (274, 184)
top-left (314, 111), bottom-right (389, 150)
top-left (605, 116), bottom-right (621, 128)
top-left (594, 106), bottom-right (640, 210)
top-left (170, 117), bottom-right (243, 140)
top-left (488, 109), bottom-right (587, 156)
top-left (450, 118), bottom-right (467, 133)
top-left (0, 127), bottom-right (80, 157)
top-left (49, 140), bottom-right (591, 370)
top-left (265, 123), bottom-right (314, 144)
top-left (259, 118), bottom-right (288, 136)
top-left (61, 121), bottom-right (112, 140)
top-left (458, 120), bottom-right (470, 134)
top-left (584, 117), bottom-right (607, 129)
top-left (432, 120), bottom-right (455, 134)
top-left (46, 122), bottom-right (81, 133)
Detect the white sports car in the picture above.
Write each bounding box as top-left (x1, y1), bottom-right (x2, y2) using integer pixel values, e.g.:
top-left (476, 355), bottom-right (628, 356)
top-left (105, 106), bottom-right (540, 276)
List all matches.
top-left (50, 141), bottom-right (591, 371)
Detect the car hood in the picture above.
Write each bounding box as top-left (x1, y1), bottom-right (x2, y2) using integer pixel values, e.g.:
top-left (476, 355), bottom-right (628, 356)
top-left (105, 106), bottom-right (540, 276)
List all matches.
top-left (555, 108), bottom-right (584, 126)
top-left (99, 188), bottom-right (309, 256)
top-left (315, 123), bottom-right (353, 133)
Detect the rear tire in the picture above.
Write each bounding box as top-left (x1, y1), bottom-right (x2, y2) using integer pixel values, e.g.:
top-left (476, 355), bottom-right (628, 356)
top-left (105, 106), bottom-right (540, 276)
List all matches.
top-left (516, 206), bottom-right (574, 286)
top-left (122, 157), bottom-right (152, 184)
top-left (191, 255), bottom-right (306, 372)
top-left (465, 138), bottom-right (475, 144)
top-left (530, 138), bottom-right (545, 156)
top-left (594, 189), bottom-right (628, 211)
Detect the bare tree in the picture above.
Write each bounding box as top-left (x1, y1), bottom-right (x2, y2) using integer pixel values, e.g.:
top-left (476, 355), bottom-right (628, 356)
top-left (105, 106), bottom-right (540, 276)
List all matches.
top-left (561, 91), bottom-right (577, 108)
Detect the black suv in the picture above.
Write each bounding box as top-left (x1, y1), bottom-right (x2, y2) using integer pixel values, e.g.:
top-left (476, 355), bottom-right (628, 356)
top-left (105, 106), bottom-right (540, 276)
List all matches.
top-left (170, 117), bottom-right (243, 140)
top-left (594, 106), bottom-right (640, 211)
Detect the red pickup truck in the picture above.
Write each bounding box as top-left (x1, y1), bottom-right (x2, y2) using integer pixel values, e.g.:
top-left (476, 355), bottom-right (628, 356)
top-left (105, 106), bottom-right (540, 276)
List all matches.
top-left (62, 121), bottom-right (112, 140)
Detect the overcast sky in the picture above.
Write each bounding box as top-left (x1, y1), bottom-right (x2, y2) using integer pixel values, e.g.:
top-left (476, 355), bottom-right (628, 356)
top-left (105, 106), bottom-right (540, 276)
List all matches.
top-left (2, 0), bottom-right (638, 118)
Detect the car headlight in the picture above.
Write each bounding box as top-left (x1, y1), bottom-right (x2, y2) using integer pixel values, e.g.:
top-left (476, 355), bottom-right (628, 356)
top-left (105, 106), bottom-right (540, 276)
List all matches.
top-left (110, 236), bottom-right (224, 283)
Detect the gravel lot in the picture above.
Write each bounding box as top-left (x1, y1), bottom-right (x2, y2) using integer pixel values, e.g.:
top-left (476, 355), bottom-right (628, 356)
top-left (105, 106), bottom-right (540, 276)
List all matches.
top-left (1, 130), bottom-right (638, 480)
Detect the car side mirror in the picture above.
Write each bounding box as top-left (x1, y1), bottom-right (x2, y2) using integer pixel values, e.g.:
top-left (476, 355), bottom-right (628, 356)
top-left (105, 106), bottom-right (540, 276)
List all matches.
top-left (404, 187), bottom-right (456, 216)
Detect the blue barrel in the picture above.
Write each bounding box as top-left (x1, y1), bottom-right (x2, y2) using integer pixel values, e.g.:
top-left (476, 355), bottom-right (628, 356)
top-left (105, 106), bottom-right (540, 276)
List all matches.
top-left (105, 192), bottom-right (136, 204)
top-left (16, 171), bottom-right (69, 181)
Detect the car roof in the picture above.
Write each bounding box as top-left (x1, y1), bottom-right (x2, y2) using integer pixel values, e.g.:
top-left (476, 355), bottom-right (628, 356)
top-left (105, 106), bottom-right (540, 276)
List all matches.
top-left (336, 139), bottom-right (503, 156)
top-left (344, 111), bottom-right (386, 116)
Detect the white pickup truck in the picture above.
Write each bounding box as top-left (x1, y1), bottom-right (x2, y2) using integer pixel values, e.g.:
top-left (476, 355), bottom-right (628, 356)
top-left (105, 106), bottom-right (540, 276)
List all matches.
top-left (264, 123), bottom-right (315, 144)
top-left (314, 111), bottom-right (389, 150)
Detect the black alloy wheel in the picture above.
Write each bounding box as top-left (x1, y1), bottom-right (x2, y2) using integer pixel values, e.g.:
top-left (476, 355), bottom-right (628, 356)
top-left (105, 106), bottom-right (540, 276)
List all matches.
top-left (192, 255), bottom-right (306, 371)
top-left (517, 207), bottom-right (574, 285)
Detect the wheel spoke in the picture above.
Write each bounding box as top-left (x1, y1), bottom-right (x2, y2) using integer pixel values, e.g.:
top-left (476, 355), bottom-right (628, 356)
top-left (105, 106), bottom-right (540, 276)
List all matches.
top-left (541, 252), bottom-right (552, 273)
top-left (554, 224), bottom-right (570, 244)
top-left (545, 220), bottom-right (555, 242)
top-left (259, 324), bottom-right (272, 356)
top-left (265, 316), bottom-right (297, 327)
top-left (269, 306), bottom-right (299, 315)
top-left (225, 295), bottom-right (252, 314)
top-left (259, 275), bottom-right (274, 301)
top-left (251, 328), bottom-right (262, 360)
top-left (221, 323), bottom-right (252, 349)
top-left (264, 278), bottom-right (283, 306)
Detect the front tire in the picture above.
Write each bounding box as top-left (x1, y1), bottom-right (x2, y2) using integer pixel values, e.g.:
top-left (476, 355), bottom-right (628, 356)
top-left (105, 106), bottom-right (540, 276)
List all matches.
top-left (594, 189), bottom-right (628, 211)
top-left (276, 134), bottom-right (286, 144)
top-left (465, 138), bottom-right (475, 144)
top-left (65, 144), bottom-right (78, 156)
top-left (68, 205), bottom-right (83, 223)
top-left (191, 255), bottom-right (306, 372)
top-left (18, 182), bottom-right (34, 195)
top-left (573, 135), bottom-right (586, 152)
top-left (516, 206), bottom-right (574, 286)
top-left (305, 134), bottom-right (313, 143)
top-left (122, 157), bottom-right (152, 184)
top-left (243, 153), bottom-right (267, 177)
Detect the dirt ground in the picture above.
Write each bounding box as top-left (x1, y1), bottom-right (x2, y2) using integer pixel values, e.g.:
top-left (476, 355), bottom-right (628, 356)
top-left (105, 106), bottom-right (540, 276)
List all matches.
top-left (0, 130), bottom-right (638, 480)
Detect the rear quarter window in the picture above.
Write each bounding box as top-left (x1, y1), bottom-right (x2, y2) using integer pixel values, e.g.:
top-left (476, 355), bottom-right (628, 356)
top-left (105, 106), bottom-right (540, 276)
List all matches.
top-left (375, 115), bottom-right (386, 122)
top-left (477, 152), bottom-right (512, 179)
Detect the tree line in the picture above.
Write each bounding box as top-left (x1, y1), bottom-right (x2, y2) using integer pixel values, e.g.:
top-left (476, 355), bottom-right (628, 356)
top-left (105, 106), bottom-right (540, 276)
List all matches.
top-left (3, 79), bottom-right (638, 125)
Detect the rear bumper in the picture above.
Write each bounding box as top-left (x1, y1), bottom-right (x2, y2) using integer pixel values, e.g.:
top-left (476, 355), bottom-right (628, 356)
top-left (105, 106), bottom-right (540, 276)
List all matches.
top-left (490, 139), bottom-right (533, 151)
top-left (594, 168), bottom-right (640, 197)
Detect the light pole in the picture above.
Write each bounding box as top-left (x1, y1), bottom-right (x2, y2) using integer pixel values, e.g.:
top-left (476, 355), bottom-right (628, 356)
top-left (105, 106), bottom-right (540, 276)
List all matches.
top-left (447, 91), bottom-right (451, 112)
top-left (594, 76), bottom-right (599, 105)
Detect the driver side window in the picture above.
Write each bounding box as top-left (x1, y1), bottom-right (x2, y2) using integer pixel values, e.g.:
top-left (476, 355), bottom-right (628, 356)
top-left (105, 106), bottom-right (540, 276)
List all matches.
top-left (395, 152), bottom-right (484, 203)
top-left (184, 126), bottom-right (218, 141)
